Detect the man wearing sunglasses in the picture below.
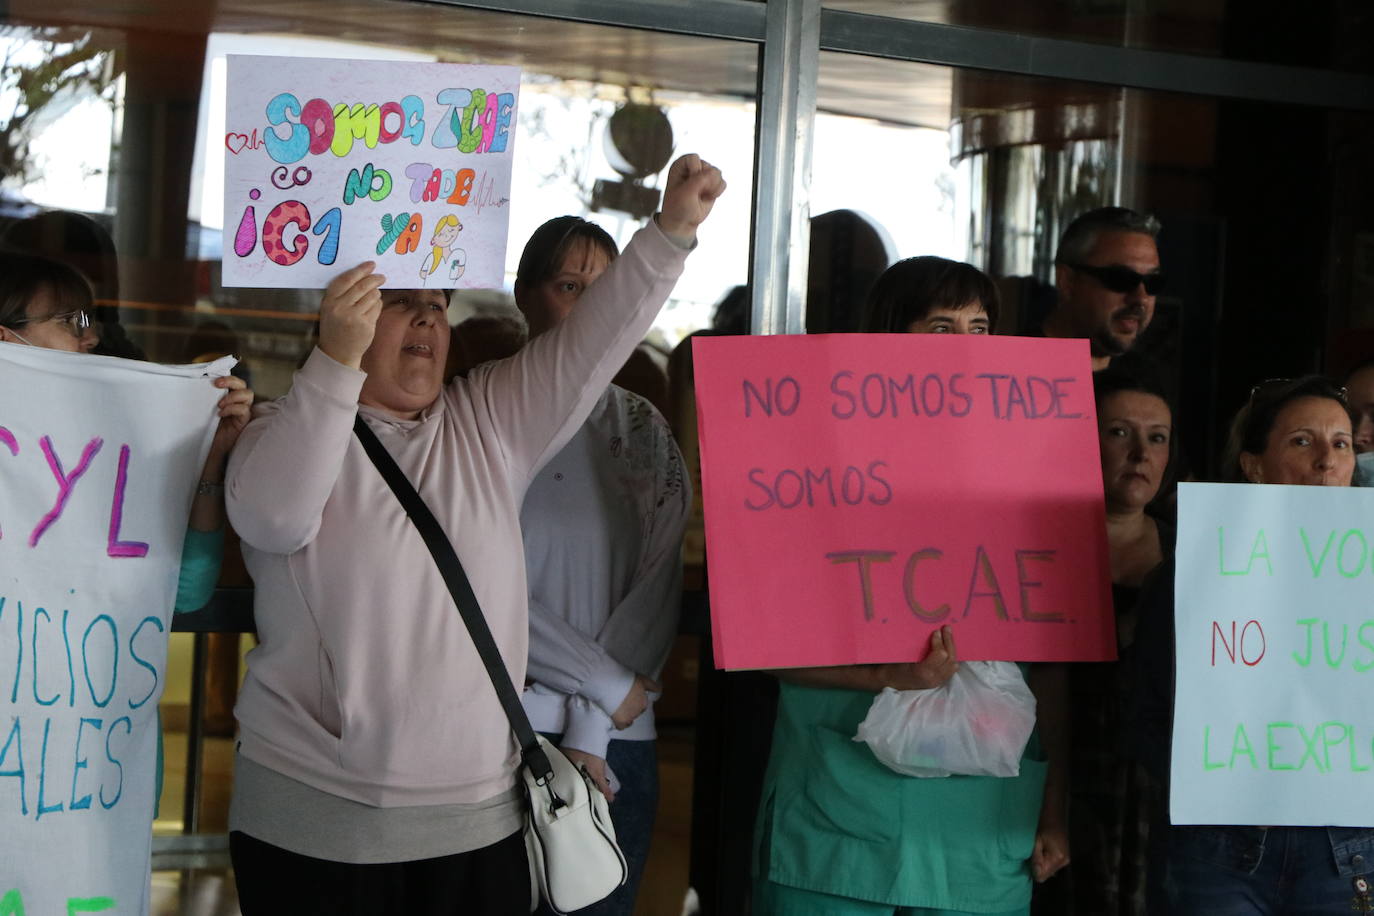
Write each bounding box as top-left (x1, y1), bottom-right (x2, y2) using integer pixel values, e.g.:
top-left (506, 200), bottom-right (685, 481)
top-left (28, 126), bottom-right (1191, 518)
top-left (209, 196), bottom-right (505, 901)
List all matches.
top-left (1045, 206), bottom-right (1163, 372)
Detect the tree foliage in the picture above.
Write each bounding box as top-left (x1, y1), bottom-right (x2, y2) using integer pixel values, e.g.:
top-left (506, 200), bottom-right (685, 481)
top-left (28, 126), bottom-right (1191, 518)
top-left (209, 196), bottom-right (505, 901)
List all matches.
top-left (0, 27), bottom-right (120, 186)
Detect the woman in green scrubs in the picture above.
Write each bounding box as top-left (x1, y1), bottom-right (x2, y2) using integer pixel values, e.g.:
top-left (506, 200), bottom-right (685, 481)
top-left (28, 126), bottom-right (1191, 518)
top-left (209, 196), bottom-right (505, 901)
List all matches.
top-left (752, 256), bottom-right (1069, 916)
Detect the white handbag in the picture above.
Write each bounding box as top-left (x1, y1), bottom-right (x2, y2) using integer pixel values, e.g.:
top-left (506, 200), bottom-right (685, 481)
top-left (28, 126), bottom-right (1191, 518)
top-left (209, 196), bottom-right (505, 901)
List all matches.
top-left (357, 418), bottom-right (627, 914)
top-left (522, 734), bottom-right (629, 913)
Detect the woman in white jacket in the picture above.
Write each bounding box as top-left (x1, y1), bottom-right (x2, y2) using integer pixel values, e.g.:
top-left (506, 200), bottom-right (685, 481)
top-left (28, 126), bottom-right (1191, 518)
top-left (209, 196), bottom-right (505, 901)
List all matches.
top-left (224, 155), bottom-right (723, 914)
top-left (516, 215), bottom-right (692, 915)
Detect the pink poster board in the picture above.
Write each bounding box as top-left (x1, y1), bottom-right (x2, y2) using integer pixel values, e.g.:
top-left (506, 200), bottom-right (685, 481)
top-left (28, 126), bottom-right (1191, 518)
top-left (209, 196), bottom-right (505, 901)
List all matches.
top-left (693, 334), bottom-right (1114, 670)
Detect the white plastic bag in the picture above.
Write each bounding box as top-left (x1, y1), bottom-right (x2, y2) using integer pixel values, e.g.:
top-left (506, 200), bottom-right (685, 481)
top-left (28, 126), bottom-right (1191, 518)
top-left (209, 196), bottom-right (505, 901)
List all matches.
top-left (854, 661), bottom-right (1037, 778)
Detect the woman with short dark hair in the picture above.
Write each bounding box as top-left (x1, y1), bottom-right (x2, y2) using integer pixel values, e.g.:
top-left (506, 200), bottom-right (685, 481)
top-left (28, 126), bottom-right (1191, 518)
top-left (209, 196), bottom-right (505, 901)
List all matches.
top-left (753, 256), bottom-right (1070, 916)
top-left (861, 255), bottom-right (1001, 335)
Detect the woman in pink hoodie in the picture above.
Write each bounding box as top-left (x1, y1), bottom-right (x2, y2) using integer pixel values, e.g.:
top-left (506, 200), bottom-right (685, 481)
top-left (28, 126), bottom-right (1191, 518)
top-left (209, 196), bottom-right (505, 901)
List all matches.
top-left (224, 155), bottom-right (723, 914)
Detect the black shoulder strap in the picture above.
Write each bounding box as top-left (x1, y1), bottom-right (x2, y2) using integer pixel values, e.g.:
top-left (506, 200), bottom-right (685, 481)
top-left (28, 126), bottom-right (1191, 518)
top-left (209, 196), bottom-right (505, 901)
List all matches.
top-left (352, 414), bottom-right (554, 785)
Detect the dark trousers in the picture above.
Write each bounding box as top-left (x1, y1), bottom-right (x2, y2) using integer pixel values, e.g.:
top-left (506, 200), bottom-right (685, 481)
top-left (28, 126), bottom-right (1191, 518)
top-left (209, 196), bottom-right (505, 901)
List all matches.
top-left (230, 828), bottom-right (530, 916)
top-left (1165, 825), bottom-right (1374, 915)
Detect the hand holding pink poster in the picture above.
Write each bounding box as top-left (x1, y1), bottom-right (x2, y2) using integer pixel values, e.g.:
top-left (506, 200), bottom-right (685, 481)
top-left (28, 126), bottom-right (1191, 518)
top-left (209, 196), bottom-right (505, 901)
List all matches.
top-left (222, 55), bottom-right (519, 289)
top-left (693, 334), bottom-right (1113, 669)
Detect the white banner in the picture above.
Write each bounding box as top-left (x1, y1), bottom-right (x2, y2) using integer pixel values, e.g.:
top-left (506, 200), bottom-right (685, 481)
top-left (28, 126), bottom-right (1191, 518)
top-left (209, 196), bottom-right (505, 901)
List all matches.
top-left (1171, 482), bottom-right (1374, 826)
top-left (0, 344), bottom-right (231, 914)
top-left (222, 55), bottom-right (520, 290)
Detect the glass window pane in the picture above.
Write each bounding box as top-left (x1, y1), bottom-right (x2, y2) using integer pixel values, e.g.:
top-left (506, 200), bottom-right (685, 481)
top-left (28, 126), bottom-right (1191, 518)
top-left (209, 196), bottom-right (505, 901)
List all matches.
top-left (815, 48), bottom-right (1374, 478)
top-left (1, 8), bottom-right (758, 400)
top-left (0, 4), bottom-right (758, 865)
top-left (823, 0), bottom-right (1373, 74)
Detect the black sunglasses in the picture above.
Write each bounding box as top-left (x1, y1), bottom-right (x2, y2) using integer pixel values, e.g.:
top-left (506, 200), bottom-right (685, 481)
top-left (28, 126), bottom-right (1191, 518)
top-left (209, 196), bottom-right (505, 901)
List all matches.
top-left (1064, 262), bottom-right (1164, 296)
top-left (1248, 377), bottom-right (1348, 405)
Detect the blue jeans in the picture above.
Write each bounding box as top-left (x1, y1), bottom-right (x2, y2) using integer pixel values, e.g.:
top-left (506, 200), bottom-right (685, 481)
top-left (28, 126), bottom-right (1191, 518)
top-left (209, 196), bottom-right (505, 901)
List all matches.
top-left (537, 736), bottom-right (659, 916)
top-left (1166, 826), bottom-right (1374, 915)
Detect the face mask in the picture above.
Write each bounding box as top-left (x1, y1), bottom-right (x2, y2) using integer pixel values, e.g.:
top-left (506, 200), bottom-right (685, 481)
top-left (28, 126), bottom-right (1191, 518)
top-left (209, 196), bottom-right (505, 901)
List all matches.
top-left (1, 329), bottom-right (36, 347)
top-left (1355, 451), bottom-right (1374, 487)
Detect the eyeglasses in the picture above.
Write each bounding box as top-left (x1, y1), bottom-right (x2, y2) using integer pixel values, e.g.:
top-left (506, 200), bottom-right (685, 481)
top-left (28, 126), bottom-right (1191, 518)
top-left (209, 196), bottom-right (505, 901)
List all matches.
top-left (1249, 377), bottom-right (1348, 405)
top-left (11, 308), bottom-right (91, 338)
top-left (1063, 262), bottom-right (1164, 296)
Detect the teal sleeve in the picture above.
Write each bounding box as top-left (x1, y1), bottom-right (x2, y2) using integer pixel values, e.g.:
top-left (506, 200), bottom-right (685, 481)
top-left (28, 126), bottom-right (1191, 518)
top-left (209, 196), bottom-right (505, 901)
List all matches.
top-left (155, 710), bottom-right (164, 820)
top-left (174, 526), bottom-right (225, 613)
top-left (158, 528), bottom-right (225, 819)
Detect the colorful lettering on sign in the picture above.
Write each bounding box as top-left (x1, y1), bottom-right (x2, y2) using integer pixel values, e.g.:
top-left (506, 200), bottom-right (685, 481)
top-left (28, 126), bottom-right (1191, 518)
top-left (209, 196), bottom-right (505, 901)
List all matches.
top-left (233, 189), bottom-right (262, 257)
top-left (394, 214), bottom-right (423, 255)
top-left (0, 594), bottom-right (145, 819)
top-left (0, 890), bottom-right (117, 915)
top-left (263, 92), bottom-right (309, 164)
top-left (106, 446), bottom-right (149, 559)
top-left (262, 92), bottom-right (458, 164)
top-left (1217, 526), bottom-right (1274, 576)
top-left (260, 201), bottom-right (312, 266)
top-left (429, 88), bottom-right (514, 154)
top-left (824, 545), bottom-right (1063, 626)
top-left (1211, 619), bottom-right (1267, 667)
top-left (232, 191), bottom-right (342, 269)
top-left (0, 425), bottom-right (16, 540)
top-left (30, 437), bottom-right (103, 549)
top-left (744, 463), bottom-right (892, 511)
top-left (1202, 720), bottom-right (1374, 774)
top-left (311, 208), bottom-right (343, 266)
top-left (1299, 527), bottom-right (1374, 578)
top-left (0, 432), bottom-right (155, 557)
top-left (405, 164), bottom-right (476, 206)
top-left (331, 103), bottom-right (382, 158)
top-left (376, 213), bottom-right (411, 256)
top-left (1290, 618), bottom-right (1374, 671)
top-left (342, 164), bottom-right (393, 206)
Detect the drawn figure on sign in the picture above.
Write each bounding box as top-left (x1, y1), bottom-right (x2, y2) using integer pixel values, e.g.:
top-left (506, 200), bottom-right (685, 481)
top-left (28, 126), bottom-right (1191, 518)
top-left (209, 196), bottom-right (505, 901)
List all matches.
top-left (420, 214), bottom-right (463, 285)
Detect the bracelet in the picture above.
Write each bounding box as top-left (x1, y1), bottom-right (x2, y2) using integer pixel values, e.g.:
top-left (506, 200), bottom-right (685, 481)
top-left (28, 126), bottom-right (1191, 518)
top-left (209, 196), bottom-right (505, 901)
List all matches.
top-left (196, 479), bottom-right (225, 496)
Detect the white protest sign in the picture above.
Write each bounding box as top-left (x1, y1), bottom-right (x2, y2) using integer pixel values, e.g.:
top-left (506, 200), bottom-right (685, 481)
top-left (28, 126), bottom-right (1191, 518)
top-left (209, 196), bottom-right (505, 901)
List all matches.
top-left (222, 55), bottom-right (519, 289)
top-left (1171, 482), bottom-right (1374, 826)
top-left (0, 344), bottom-right (230, 915)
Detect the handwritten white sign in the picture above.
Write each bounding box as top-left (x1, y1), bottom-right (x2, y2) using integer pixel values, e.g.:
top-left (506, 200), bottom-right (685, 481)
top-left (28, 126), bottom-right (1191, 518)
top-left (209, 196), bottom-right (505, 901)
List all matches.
top-left (0, 344), bottom-right (230, 915)
top-left (222, 55), bottom-right (520, 289)
top-left (1171, 482), bottom-right (1374, 826)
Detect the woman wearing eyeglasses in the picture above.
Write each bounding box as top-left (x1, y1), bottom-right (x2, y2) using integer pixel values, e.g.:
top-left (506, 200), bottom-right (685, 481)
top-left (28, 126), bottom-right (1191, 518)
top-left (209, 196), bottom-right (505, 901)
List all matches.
top-left (1130, 376), bottom-right (1373, 914)
top-left (0, 250), bottom-right (252, 609)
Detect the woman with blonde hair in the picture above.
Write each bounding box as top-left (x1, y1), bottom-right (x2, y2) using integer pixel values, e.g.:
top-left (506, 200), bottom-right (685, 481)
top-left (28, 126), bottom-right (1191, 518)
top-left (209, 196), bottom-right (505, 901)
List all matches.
top-left (420, 213), bottom-right (464, 283)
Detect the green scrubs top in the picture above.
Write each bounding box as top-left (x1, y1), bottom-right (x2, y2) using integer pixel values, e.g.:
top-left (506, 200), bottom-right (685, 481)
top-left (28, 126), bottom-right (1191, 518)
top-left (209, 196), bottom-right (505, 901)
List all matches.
top-left (754, 678), bottom-right (1047, 914)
